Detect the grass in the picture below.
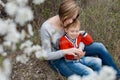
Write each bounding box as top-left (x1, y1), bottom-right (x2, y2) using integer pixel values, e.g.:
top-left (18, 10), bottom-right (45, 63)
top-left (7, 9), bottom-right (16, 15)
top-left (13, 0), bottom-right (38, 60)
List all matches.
top-left (79, 0), bottom-right (120, 68)
top-left (0, 0), bottom-right (120, 79)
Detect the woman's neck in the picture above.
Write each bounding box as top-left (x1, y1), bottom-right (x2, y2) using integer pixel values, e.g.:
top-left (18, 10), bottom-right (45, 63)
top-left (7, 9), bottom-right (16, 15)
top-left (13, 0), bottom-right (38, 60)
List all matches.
top-left (49, 15), bottom-right (63, 31)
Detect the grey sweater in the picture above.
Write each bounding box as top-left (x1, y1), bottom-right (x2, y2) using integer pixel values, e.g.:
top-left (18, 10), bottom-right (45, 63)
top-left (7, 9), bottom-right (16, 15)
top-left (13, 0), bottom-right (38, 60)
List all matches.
top-left (40, 20), bottom-right (65, 60)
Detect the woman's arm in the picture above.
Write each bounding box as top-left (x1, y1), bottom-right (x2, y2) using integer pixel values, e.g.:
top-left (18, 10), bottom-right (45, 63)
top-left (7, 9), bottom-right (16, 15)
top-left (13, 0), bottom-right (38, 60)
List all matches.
top-left (79, 31), bottom-right (93, 45)
top-left (40, 22), bottom-right (82, 60)
top-left (40, 23), bottom-right (65, 60)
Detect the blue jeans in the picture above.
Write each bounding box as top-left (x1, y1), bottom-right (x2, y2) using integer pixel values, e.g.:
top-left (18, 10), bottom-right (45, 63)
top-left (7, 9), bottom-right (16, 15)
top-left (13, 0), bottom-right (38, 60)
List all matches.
top-left (49, 42), bottom-right (120, 77)
top-left (49, 57), bottom-right (101, 77)
top-left (65, 57), bottom-right (102, 76)
top-left (84, 42), bottom-right (120, 75)
top-left (49, 58), bottom-right (74, 77)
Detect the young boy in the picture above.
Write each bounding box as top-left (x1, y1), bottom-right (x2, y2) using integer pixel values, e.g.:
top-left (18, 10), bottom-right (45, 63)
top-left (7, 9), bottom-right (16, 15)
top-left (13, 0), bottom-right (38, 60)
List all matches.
top-left (59, 19), bottom-right (102, 76)
top-left (60, 19), bottom-right (93, 60)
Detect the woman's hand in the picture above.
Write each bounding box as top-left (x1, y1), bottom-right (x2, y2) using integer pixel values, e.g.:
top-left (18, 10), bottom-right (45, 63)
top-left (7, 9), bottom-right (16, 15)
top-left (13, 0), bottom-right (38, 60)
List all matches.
top-left (74, 51), bottom-right (85, 60)
top-left (63, 48), bottom-right (85, 59)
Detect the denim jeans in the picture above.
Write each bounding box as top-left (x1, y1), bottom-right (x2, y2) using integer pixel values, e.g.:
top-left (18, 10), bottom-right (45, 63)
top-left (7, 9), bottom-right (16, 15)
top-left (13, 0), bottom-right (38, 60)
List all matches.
top-left (49, 57), bottom-right (101, 77)
top-left (84, 42), bottom-right (120, 75)
top-left (49, 42), bottom-right (120, 77)
top-left (48, 58), bottom-right (75, 77)
top-left (65, 57), bottom-right (102, 76)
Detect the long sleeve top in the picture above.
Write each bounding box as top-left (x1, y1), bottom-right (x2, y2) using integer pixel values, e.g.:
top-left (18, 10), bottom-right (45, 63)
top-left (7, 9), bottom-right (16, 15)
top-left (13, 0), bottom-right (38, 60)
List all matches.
top-left (59, 33), bottom-right (93, 60)
top-left (40, 20), bottom-right (65, 60)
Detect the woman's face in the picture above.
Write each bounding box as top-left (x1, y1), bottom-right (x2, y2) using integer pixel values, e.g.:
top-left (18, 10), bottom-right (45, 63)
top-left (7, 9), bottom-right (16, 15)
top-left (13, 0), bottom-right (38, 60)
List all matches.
top-left (65, 25), bottom-right (80, 39)
top-left (63, 12), bottom-right (79, 27)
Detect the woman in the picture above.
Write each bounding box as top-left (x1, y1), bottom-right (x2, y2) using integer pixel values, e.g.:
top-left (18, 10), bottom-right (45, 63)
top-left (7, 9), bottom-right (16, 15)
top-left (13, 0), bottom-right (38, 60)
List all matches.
top-left (40, 0), bottom-right (120, 78)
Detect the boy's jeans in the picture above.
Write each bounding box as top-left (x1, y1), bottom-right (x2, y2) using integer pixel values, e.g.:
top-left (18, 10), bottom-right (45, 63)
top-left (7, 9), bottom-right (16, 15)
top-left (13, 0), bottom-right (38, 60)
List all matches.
top-left (65, 57), bottom-right (102, 76)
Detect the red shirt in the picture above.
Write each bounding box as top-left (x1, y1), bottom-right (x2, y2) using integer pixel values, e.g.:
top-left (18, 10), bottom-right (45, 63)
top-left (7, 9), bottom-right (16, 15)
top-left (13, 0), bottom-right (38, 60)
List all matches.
top-left (60, 33), bottom-right (93, 60)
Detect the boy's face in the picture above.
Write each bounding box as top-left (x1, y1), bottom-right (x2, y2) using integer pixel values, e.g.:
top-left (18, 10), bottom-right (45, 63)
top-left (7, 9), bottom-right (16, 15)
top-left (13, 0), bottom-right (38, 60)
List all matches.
top-left (65, 25), bottom-right (80, 39)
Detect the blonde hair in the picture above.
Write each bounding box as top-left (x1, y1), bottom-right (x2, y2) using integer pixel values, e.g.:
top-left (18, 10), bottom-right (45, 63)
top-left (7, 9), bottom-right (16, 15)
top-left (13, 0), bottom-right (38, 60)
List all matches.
top-left (58, 0), bottom-right (80, 23)
top-left (65, 19), bottom-right (80, 29)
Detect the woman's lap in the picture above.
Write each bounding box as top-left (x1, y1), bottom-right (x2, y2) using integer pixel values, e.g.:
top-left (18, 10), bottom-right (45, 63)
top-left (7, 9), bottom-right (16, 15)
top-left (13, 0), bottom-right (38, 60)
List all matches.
top-left (49, 56), bottom-right (101, 77)
top-left (48, 58), bottom-right (74, 77)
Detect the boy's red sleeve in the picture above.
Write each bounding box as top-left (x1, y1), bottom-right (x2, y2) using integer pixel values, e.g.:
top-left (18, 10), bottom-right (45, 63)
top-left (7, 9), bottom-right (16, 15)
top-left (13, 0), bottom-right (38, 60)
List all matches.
top-left (80, 32), bottom-right (94, 45)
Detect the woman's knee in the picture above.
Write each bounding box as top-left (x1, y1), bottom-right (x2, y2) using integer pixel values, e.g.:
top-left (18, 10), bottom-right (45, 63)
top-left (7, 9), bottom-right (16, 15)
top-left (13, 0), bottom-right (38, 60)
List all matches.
top-left (82, 68), bottom-right (94, 76)
top-left (91, 57), bottom-right (102, 67)
top-left (94, 42), bottom-right (108, 53)
top-left (94, 42), bottom-right (105, 49)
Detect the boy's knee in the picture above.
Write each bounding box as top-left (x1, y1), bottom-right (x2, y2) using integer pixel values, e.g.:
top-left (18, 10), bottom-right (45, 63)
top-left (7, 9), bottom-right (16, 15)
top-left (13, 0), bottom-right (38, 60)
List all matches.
top-left (96, 42), bottom-right (104, 48)
top-left (95, 58), bottom-right (102, 67)
top-left (82, 68), bottom-right (94, 76)
top-left (94, 42), bottom-right (107, 52)
top-left (92, 58), bottom-right (102, 66)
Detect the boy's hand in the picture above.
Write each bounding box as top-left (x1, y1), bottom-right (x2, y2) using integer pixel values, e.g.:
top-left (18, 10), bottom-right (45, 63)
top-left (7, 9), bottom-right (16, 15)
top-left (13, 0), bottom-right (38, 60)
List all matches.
top-left (74, 51), bottom-right (85, 60)
top-left (80, 51), bottom-right (85, 58)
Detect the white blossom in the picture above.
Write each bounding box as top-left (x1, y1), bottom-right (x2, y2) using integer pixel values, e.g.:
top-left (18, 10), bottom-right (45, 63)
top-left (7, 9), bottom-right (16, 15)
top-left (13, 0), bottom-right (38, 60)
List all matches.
top-left (4, 31), bottom-right (21, 44)
top-left (3, 59), bottom-right (12, 76)
top-left (5, 2), bottom-right (18, 17)
top-left (0, 45), bottom-right (4, 53)
top-left (31, 45), bottom-right (41, 51)
top-left (23, 47), bottom-right (33, 56)
top-left (68, 66), bottom-right (117, 80)
top-left (7, 0), bottom-right (16, 2)
top-left (0, 19), bottom-right (8, 35)
top-left (16, 54), bottom-right (29, 64)
top-left (0, 19), bottom-right (20, 45)
top-left (98, 66), bottom-right (116, 80)
top-left (68, 74), bottom-right (81, 80)
top-left (20, 40), bottom-right (33, 50)
top-left (3, 41), bottom-right (11, 47)
top-left (2, 21), bottom-right (21, 44)
top-left (5, 18), bottom-right (14, 24)
top-left (7, 21), bottom-right (17, 33)
top-left (0, 0), bottom-right (5, 7)
top-left (0, 59), bottom-right (12, 80)
top-left (20, 30), bottom-right (26, 40)
top-left (82, 72), bottom-right (98, 80)
top-left (11, 44), bottom-right (17, 51)
top-left (35, 49), bottom-right (47, 60)
top-left (33, 0), bottom-right (45, 5)
top-left (15, 7), bottom-right (34, 26)
top-left (22, 44), bottom-right (41, 56)
top-left (1, 52), bottom-right (7, 56)
top-left (3, 41), bottom-right (16, 52)
top-left (16, 0), bottom-right (28, 7)
top-left (27, 24), bottom-right (34, 36)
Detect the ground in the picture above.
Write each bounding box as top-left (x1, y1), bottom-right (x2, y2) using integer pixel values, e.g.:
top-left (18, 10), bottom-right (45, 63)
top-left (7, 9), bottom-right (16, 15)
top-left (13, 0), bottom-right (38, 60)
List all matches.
top-left (10, 52), bottom-right (66, 80)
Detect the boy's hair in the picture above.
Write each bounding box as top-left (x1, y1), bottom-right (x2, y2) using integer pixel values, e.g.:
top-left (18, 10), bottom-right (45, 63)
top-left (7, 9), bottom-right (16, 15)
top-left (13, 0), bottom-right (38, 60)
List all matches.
top-left (65, 19), bottom-right (80, 29)
top-left (58, 0), bottom-right (80, 23)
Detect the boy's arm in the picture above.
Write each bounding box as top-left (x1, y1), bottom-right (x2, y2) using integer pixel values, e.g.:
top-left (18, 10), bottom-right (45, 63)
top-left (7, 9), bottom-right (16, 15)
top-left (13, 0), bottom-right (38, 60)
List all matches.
top-left (80, 31), bottom-right (94, 45)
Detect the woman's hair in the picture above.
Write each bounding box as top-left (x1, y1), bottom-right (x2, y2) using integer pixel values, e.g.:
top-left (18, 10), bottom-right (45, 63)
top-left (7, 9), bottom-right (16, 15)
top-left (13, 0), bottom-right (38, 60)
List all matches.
top-left (58, 0), bottom-right (80, 23)
top-left (65, 19), bottom-right (80, 29)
